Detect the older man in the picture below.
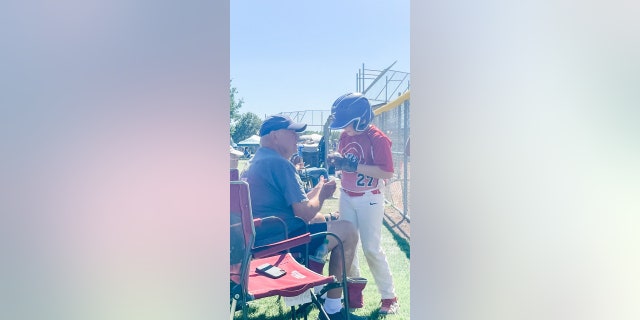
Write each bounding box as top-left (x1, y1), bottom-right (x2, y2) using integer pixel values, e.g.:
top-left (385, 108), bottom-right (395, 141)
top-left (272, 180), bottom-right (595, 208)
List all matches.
top-left (242, 114), bottom-right (366, 320)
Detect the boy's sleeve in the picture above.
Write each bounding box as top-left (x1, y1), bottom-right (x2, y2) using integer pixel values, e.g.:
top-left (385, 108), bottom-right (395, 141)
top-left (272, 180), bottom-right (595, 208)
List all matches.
top-left (372, 134), bottom-right (394, 173)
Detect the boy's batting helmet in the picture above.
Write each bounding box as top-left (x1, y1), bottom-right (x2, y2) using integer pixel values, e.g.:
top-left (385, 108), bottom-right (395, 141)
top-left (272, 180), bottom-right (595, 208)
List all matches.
top-left (329, 92), bottom-right (373, 132)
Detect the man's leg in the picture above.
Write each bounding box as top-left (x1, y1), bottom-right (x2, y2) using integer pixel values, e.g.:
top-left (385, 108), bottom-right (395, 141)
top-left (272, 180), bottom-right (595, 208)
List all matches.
top-left (321, 168), bottom-right (329, 181)
top-left (325, 220), bottom-right (358, 299)
top-left (310, 175), bottom-right (319, 187)
top-left (306, 167), bottom-right (324, 187)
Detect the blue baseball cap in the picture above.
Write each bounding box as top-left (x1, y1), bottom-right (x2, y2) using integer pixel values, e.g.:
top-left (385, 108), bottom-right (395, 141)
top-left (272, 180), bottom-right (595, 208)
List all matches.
top-left (259, 114), bottom-right (307, 136)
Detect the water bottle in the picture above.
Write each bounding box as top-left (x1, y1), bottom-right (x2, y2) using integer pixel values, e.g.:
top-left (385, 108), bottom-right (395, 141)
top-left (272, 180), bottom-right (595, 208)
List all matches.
top-left (309, 239), bottom-right (329, 264)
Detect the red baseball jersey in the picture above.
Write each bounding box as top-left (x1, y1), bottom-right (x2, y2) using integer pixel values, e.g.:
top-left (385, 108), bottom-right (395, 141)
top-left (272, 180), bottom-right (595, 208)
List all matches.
top-left (338, 125), bottom-right (393, 192)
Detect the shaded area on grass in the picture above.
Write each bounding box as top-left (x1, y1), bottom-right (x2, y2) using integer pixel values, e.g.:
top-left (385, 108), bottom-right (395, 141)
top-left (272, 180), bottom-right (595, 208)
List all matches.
top-left (383, 218), bottom-right (410, 260)
top-left (383, 207), bottom-right (410, 260)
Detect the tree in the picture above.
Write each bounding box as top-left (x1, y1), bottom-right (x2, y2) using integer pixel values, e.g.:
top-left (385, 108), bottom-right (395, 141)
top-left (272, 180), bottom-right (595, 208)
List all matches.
top-left (231, 112), bottom-right (262, 144)
top-left (230, 79), bottom-right (244, 123)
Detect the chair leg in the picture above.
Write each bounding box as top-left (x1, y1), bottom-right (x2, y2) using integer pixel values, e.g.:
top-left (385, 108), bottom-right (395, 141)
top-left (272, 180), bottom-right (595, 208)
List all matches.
top-left (230, 299), bottom-right (237, 320)
top-left (296, 292), bottom-right (325, 320)
top-left (242, 301), bottom-right (248, 320)
top-left (342, 280), bottom-right (350, 320)
top-left (311, 292), bottom-right (329, 320)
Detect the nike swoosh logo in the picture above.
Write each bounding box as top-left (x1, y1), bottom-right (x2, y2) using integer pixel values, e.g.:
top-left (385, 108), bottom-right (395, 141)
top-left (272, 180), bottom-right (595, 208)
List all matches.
top-left (369, 202), bottom-right (377, 205)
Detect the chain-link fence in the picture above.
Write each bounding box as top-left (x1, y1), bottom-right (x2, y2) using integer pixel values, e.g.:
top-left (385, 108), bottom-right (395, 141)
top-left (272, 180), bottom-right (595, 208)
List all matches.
top-left (372, 94), bottom-right (410, 224)
top-left (307, 63), bottom-right (410, 226)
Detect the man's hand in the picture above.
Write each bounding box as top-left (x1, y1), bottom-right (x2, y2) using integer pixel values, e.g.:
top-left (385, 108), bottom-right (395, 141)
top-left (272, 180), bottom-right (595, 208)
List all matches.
top-left (314, 176), bottom-right (336, 201)
top-left (327, 153), bottom-right (358, 172)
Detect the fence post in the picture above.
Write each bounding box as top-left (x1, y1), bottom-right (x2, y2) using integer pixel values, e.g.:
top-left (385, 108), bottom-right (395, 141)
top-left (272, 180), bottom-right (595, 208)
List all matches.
top-left (403, 99), bottom-right (410, 218)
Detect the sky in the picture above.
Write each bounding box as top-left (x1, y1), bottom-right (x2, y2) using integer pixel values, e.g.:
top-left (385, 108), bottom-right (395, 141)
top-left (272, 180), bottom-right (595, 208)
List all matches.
top-left (230, 1), bottom-right (410, 125)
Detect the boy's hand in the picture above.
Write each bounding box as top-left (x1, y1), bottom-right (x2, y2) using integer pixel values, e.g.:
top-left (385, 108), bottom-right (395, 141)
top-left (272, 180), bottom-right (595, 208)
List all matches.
top-left (328, 153), bottom-right (358, 172)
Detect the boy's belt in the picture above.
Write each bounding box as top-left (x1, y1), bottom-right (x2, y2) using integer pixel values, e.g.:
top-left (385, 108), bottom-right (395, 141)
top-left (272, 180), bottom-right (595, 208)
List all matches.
top-left (342, 188), bottom-right (381, 197)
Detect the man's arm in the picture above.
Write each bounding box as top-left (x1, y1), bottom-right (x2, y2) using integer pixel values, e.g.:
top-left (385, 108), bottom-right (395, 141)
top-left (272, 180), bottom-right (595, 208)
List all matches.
top-left (292, 178), bottom-right (336, 223)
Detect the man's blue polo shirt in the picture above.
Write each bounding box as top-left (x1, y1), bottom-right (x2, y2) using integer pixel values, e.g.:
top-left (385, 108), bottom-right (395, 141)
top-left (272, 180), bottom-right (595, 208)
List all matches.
top-left (242, 146), bottom-right (307, 242)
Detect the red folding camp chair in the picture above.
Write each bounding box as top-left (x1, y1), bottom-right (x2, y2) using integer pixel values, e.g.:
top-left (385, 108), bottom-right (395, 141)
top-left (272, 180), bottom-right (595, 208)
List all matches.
top-left (230, 180), bottom-right (350, 320)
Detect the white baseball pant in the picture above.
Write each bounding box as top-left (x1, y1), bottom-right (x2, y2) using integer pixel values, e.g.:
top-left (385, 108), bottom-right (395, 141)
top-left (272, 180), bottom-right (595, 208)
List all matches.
top-left (339, 189), bottom-right (396, 299)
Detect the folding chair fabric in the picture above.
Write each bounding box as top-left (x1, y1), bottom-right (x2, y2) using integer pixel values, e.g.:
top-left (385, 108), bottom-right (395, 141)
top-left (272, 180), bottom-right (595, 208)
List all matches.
top-left (239, 252), bottom-right (335, 299)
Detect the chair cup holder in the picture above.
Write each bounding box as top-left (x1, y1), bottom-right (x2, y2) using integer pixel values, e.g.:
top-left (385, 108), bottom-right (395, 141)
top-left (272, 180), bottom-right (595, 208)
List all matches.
top-left (346, 277), bottom-right (367, 309)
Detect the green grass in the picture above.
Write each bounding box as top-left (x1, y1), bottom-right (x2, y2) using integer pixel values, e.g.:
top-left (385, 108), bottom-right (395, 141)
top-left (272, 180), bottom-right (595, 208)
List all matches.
top-left (233, 160), bottom-right (410, 319)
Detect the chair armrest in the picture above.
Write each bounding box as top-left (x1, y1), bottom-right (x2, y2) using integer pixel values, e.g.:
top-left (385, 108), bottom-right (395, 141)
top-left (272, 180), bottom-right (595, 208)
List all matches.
top-left (292, 216), bottom-right (308, 229)
top-left (252, 233), bottom-right (311, 259)
top-left (254, 216), bottom-right (288, 237)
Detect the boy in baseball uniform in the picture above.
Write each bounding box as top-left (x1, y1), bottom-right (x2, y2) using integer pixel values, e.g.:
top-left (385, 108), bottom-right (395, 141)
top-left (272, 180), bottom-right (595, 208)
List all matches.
top-left (328, 93), bottom-right (399, 315)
